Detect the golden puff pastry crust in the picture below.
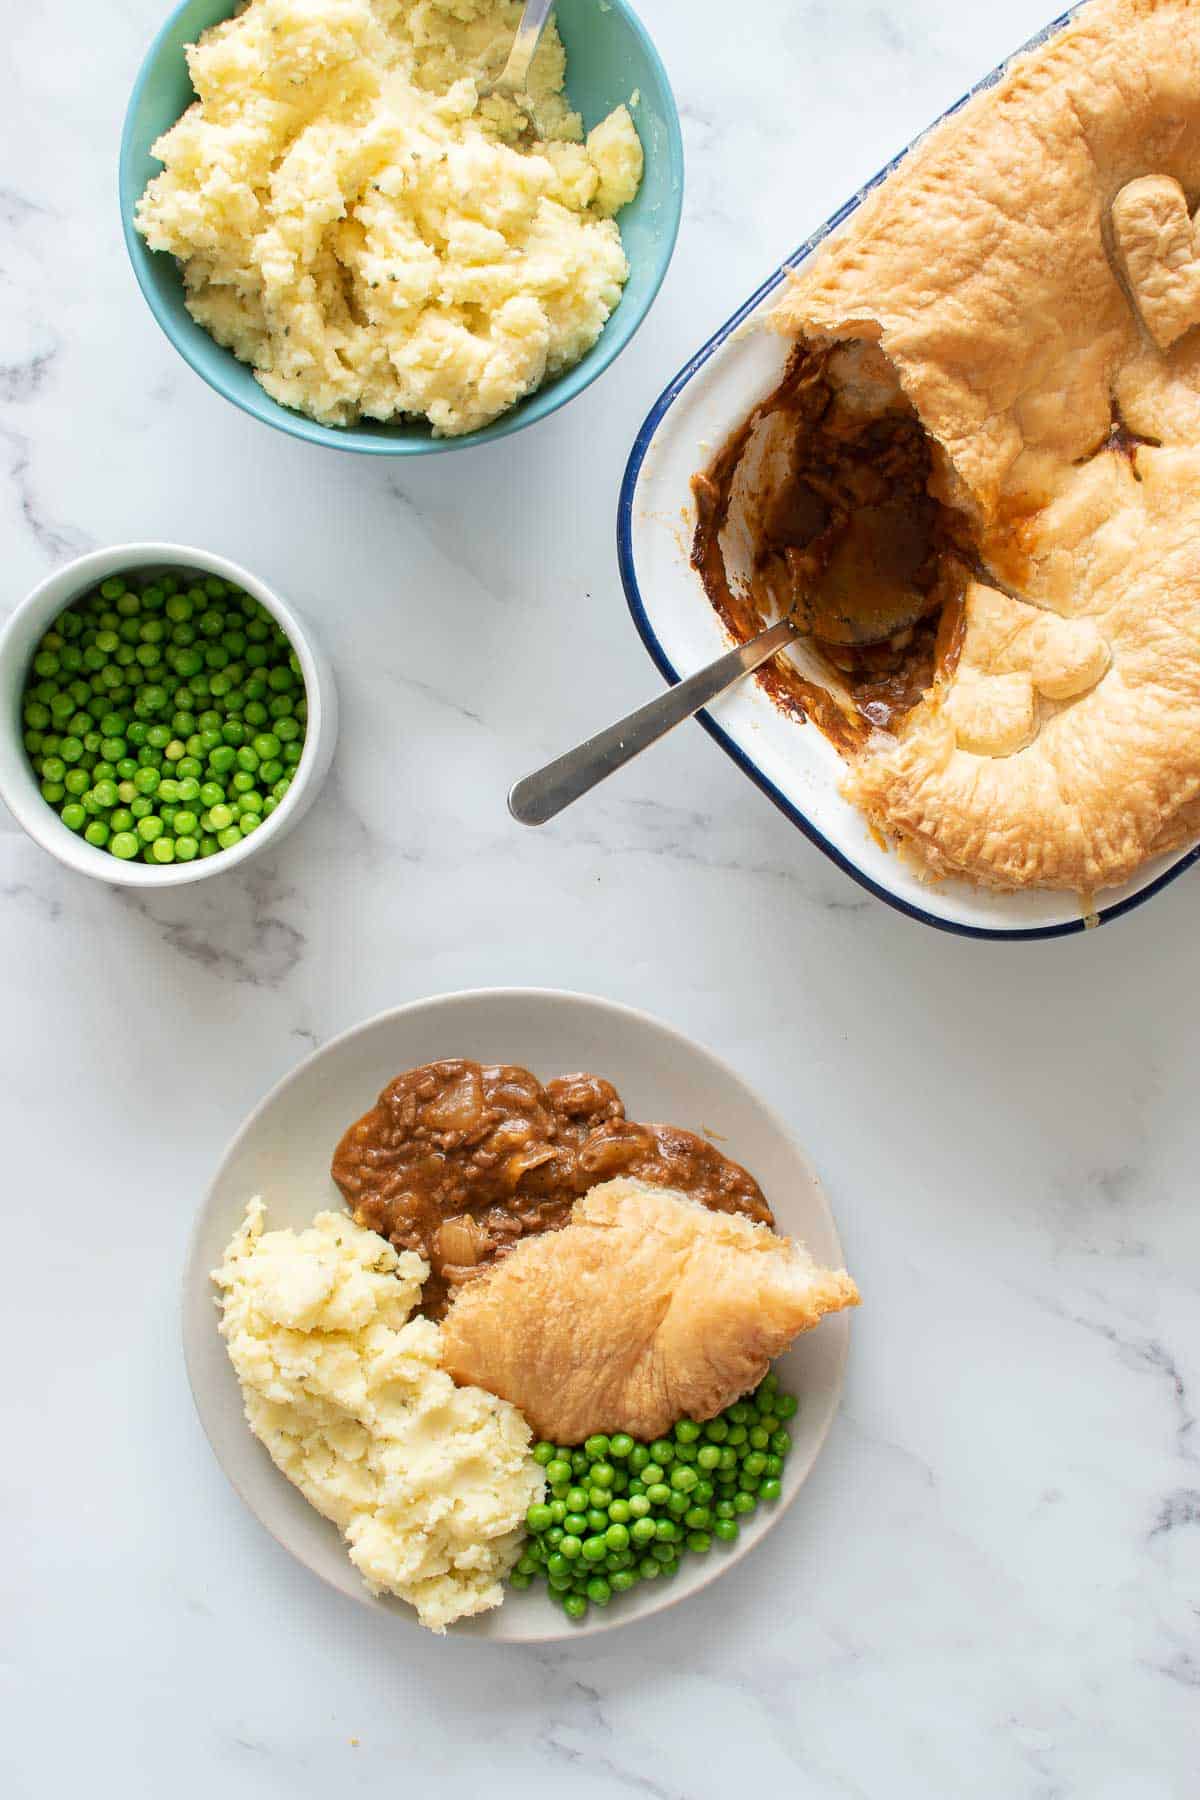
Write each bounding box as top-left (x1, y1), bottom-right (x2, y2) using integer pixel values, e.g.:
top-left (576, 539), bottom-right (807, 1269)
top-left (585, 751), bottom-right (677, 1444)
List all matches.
top-left (769, 0), bottom-right (1200, 891)
top-left (440, 1178), bottom-right (859, 1443)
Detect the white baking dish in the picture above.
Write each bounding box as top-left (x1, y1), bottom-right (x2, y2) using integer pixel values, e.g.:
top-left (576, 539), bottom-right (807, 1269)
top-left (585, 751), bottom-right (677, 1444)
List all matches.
top-left (617, 4), bottom-right (1200, 939)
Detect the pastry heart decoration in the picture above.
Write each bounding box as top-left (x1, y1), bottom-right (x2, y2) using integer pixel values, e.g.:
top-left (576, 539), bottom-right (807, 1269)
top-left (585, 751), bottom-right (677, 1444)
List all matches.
top-left (941, 585), bottom-right (1111, 757)
top-left (1112, 175), bottom-right (1200, 350)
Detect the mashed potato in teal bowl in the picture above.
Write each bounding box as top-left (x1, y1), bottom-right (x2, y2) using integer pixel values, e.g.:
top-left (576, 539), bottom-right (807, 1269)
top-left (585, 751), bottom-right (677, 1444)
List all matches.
top-left (120, 0), bottom-right (683, 454)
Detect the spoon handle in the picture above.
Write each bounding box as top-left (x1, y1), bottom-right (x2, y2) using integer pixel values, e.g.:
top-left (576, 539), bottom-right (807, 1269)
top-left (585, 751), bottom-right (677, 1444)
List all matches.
top-left (495, 0), bottom-right (556, 93)
top-left (508, 616), bottom-right (798, 827)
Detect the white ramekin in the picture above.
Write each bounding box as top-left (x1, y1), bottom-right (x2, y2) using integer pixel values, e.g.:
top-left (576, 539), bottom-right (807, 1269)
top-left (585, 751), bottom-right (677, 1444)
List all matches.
top-left (0, 543), bottom-right (337, 887)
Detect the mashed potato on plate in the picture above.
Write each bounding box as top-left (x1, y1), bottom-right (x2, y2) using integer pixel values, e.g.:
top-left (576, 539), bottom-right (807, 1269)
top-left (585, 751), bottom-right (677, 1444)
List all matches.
top-left (136, 0), bottom-right (644, 434)
top-left (213, 1199), bottom-right (544, 1631)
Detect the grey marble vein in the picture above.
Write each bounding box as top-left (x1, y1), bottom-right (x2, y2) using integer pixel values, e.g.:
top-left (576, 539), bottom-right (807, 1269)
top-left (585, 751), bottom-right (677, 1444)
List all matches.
top-left (115, 865), bottom-right (307, 990)
top-left (0, 422), bottom-right (92, 561)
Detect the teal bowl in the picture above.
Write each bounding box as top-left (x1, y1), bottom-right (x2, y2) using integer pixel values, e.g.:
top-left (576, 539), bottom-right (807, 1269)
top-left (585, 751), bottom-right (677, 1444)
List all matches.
top-left (119, 0), bottom-right (683, 456)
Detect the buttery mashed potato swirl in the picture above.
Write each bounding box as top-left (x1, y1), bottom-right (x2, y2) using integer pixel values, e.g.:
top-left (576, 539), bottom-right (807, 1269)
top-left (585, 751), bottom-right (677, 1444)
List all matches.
top-left (214, 1199), bottom-right (545, 1631)
top-left (135, 0), bottom-right (644, 433)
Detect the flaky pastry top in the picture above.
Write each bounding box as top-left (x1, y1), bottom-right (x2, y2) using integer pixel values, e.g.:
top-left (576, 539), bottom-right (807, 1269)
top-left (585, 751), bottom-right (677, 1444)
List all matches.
top-left (771, 0), bottom-right (1200, 891)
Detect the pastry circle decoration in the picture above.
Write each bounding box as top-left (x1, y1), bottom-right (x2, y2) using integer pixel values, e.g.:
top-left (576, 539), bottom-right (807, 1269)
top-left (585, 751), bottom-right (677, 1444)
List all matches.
top-left (944, 588), bottom-right (1111, 758)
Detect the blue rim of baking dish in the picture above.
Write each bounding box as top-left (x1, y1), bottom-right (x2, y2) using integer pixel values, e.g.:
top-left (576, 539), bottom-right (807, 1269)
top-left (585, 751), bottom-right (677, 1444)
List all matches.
top-left (616, 1), bottom-right (1200, 941)
top-left (118, 0), bottom-right (684, 457)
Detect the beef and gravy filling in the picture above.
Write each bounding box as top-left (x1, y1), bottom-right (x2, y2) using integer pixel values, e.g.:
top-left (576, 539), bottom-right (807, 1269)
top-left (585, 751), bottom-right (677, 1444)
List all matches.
top-left (332, 1059), bottom-right (772, 1318)
top-left (692, 339), bottom-right (972, 747)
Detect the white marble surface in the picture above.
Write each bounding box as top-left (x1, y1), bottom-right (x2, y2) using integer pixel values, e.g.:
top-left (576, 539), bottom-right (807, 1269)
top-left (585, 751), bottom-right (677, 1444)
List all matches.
top-left (3, 1), bottom-right (1198, 1794)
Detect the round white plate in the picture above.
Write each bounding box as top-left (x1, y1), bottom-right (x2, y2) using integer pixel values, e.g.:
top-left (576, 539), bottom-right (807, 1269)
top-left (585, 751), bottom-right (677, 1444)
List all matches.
top-left (183, 987), bottom-right (853, 1641)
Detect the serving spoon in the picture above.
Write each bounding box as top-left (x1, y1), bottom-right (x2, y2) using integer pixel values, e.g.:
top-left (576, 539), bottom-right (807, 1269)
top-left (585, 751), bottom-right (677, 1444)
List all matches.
top-left (479, 0), bottom-right (556, 102)
top-left (508, 610), bottom-right (803, 826)
top-left (507, 545), bottom-right (955, 827)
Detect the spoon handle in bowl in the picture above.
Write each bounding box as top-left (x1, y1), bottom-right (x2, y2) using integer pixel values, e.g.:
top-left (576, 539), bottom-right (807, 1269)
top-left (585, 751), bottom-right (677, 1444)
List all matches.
top-left (494, 0), bottom-right (556, 94)
top-left (507, 615), bottom-right (799, 827)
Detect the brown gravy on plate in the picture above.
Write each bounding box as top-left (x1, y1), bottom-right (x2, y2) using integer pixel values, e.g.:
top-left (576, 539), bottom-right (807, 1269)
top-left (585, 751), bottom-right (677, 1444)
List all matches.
top-left (331, 1059), bottom-right (772, 1318)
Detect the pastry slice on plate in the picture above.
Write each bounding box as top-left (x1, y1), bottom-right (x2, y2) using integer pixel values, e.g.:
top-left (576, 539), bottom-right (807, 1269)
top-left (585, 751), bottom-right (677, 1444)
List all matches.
top-left (440, 1177), bottom-right (858, 1442)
